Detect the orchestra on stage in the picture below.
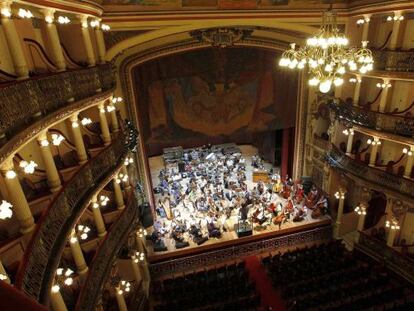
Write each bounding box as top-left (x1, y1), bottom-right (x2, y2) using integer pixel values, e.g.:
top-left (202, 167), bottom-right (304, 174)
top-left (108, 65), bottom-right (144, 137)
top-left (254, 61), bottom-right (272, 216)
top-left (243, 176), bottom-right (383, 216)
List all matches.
top-left (149, 144), bottom-right (328, 252)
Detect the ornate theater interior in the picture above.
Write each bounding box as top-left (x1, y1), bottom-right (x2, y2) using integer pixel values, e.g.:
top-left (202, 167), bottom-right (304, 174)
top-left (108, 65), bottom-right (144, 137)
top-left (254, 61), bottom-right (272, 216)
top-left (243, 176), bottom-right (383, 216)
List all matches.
top-left (0, 0), bottom-right (414, 310)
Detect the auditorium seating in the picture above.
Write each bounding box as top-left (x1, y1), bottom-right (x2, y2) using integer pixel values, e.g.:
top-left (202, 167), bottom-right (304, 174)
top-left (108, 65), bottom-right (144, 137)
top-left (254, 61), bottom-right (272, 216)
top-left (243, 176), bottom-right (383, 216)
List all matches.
top-left (152, 262), bottom-right (261, 311)
top-left (262, 241), bottom-right (414, 311)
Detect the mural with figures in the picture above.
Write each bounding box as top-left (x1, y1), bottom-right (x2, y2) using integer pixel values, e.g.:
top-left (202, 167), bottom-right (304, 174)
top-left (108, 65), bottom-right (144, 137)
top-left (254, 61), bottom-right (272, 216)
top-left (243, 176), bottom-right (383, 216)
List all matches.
top-left (132, 48), bottom-right (299, 154)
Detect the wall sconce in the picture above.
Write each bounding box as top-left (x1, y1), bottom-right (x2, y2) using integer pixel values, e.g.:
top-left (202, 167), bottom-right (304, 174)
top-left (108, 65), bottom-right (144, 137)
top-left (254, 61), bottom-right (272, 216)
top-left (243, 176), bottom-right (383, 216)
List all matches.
top-left (19, 160), bottom-right (38, 174)
top-left (99, 195), bottom-right (109, 206)
top-left (376, 82), bottom-right (392, 89)
top-left (386, 15), bottom-right (404, 22)
top-left (138, 228), bottom-right (147, 238)
top-left (1, 7), bottom-right (11, 18)
top-left (117, 173), bottom-right (128, 183)
top-left (367, 138), bottom-right (381, 146)
top-left (56, 267), bottom-right (74, 286)
top-left (124, 157), bottom-right (134, 166)
top-left (72, 121), bottom-right (79, 128)
top-left (0, 200), bottom-right (13, 220)
top-left (106, 105), bottom-right (115, 113)
top-left (101, 24), bottom-right (110, 31)
top-left (349, 77), bottom-right (361, 83)
top-left (112, 97), bottom-right (122, 104)
top-left (5, 170), bottom-right (16, 179)
top-left (0, 274), bottom-right (8, 281)
top-left (132, 251), bottom-right (145, 263)
top-left (117, 280), bottom-right (131, 295)
top-left (77, 225), bottom-right (91, 240)
top-left (45, 15), bottom-right (54, 24)
top-left (18, 9), bottom-right (33, 19)
top-left (335, 191), bottom-right (345, 200)
top-left (354, 205), bottom-right (366, 215)
top-left (51, 284), bottom-right (61, 293)
top-left (39, 139), bottom-right (49, 147)
top-left (51, 134), bottom-right (65, 146)
top-left (385, 218), bottom-right (400, 230)
top-left (90, 20), bottom-right (100, 28)
top-left (342, 128), bottom-right (354, 136)
top-left (81, 117), bottom-right (92, 126)
top-left (356, 17), bottom-right (370, 25)
top-left (57, 16), bottom-right (70, 24)
top-left (403, 148), bottom-right (412, 156)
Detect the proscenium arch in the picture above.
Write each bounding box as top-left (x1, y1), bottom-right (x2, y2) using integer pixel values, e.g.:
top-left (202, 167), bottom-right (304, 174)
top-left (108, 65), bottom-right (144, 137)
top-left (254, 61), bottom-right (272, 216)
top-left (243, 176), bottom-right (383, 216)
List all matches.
top-left (105, 20), bottom-right (318, 61)
top-left (117, 37), bottom-right (307, 208)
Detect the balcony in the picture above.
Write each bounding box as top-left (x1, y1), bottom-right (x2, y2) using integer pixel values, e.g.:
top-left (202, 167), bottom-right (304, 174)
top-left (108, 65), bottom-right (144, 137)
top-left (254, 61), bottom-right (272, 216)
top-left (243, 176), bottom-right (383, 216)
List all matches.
top-left (0, 64), bottom-right (114, 144)
top-left (373, 49), bottom-right (414, 73)
top-left (16, 131), bottom-right (129, 303)
top-left (326, 145), bottom-right (414, 198)
top-left (357, 232), bottom-right (414, 284)
top-left (328, 101), bottom-right (414, 138)
top-left (75, 191), bottom-right (142, 311)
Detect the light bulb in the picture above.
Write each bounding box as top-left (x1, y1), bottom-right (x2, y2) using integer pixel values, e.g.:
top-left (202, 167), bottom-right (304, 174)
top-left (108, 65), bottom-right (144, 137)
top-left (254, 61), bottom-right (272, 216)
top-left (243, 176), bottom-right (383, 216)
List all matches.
top-left (334, 78), bottom-right (344, 86)
top-left (319, 80), bottom-right (332, 93)
top-left (0, 200), bottom-right (13, 220)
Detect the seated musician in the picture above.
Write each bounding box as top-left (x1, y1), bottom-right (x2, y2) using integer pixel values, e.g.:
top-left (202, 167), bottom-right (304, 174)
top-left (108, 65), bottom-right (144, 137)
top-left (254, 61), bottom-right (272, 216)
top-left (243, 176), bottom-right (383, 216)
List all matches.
top-left (207, 220), bottom-right (222, 238)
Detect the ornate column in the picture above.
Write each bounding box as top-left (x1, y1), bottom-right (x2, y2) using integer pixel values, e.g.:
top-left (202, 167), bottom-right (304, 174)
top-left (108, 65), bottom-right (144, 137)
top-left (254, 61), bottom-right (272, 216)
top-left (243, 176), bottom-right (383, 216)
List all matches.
top-left (78, 15), bottom-right (96, 67)
top-left (0, 1), bottom-right (29, 78)
top-left (0, 158), bottom-right (35, 233)
top-left (389, 12), bottom-right (403, 50)
top-left (69, 230), bottom-right (88, 277)
top-left (368, 137), bottom-right (381, 167)
top-left (70, 113), bottom-right (88, 164)
top-left (120, 165), bottom-right (131, 190)
top-left (0, 259), bottom-right (10, 284)
top-left (135, 229), bottom-right (146, 254)
top-left (385, 218), bottom-right (400, 247)
top-left (41, 9), bottom-right (66, 71)
top-left (107, 104), bottom-right (119, 132)
top-left (403, 146), bottom-right (414, 178)
top-left (345, 128), bottom-right (354, 155)
top-left (37, 131), bottom-right (62, 192)
top-left (131, 253), bottom-right (142, 284)
top-left (98, 103), bottom-right (111, 145)
top-left (378, 79), bottom-right (391, 112)
top-left (50, 284), bottom-right (68, 311)
top-left (352, 76), bottom-right (362, 106)
top-left (354, 204), bottom-right (367, 242)
top-left (94, 24), bottom-right (106, 64)
top-left (113, 176), bottom-right (125, 210)
top-left (91, 196), bottom-right (106, 237)
top-left (115, 287), bottom-right (128, 311)
top-left (334, 187), bottom-right (346, 239)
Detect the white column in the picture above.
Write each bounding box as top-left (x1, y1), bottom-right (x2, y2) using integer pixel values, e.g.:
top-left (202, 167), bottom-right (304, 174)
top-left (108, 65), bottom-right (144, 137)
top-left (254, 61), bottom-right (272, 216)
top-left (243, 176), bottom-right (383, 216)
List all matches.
top-left (334, 189), bottom-right (346, 239)
top-left (353, 76), bottom-right (362, 106)
top-left (403, 146), bottom-right (414, 178)
top-left (346, 130), bottom-right (354, 155)
top-left (113, 177), bottom-right (125, 210)
top-left (378, 79), bottom-right (391, 112)
top-left (115, 287), bottom-right (128, 311)
top-left (91, 196), bottom-right (106, 237)
top-left (368, 137), bottom-right (380, 167)
top-left (135, 230), bottom-right (145, 254)
top-left (69, 231), bottom-right (88, 276)
top-left (78, 15), bottom-right (96, 67)
top-left (94, 27), bottom-right (106, 64)
top-left (70, 113), bottom-right (88, 164)
top-left (131, 257), bottom-right (142, 284)
top-left (50, 285), bottom-right (68, 311)
top-left (387, 228), bottom-right (397, 247)
top-left (0, 158), bottom-right (35, 234)
top-left (98, 103), bottom-right (111, 145)
top-left (355, 204), bottom-right (367, 242)
top-left (0, 2), bottom-right (29, 78)
top-left (361, 15), bottom-right (371, 42)
top-left (108, 106), bottom-right (119, 132)
top-left (0, 259), bottom-right (10, 284)
top-left (37, 131), bottom-right (62, 192)
top-left (41, 9), bottom-right (66, 71)
top-left (389, 12), bottom-right (403, 50)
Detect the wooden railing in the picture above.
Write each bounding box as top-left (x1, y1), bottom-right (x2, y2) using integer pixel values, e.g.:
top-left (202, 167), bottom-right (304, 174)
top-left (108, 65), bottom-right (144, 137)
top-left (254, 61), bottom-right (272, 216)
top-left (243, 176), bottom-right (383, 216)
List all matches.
top-left (75, 192), bottom-right (142, 311)
top-left (0, 64), bottom-right (114, 139)
top-left (16, 132), bottom-right (128, 303)
top-left (357, 232), bottom-right (414, 284)
top-left (149, 225), bottom-right (332, 279)
top-left (326, 144), bottom-right (414, 198)
top-left (328, 101), bottom-right (414, 138)
top-left (373, 49), bottom-right (414, 72)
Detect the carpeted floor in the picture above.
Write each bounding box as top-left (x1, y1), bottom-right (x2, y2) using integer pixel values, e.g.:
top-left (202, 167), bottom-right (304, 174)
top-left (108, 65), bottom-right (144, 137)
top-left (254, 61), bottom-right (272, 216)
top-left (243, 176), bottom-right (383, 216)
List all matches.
top-left (245, 256), bottom-right (286, 311)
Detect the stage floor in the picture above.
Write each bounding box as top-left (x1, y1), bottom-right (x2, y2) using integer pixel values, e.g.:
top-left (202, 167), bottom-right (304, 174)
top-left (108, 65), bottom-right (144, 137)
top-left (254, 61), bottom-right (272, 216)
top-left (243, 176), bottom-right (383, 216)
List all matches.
top-left (147, 145), bottom-right (331, 259)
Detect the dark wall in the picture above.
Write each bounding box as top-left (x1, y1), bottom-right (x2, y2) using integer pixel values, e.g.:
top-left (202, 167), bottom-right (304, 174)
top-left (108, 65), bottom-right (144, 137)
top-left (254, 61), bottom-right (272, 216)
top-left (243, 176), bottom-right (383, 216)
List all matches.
top-left (132, 47), bottom-right (299, 156)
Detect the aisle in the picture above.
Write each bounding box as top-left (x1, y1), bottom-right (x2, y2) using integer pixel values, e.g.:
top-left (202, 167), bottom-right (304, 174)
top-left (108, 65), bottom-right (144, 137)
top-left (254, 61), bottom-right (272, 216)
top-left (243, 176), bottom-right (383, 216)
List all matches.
top-left (245, 255), bottom-right (286, 311)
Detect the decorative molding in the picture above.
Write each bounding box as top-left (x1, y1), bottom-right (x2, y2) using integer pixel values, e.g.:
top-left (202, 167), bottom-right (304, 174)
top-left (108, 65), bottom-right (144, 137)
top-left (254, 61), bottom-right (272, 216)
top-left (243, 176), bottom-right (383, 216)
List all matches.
top-left (103, 30), bottom-right (153, 51)
top-left (190, 27), bottom-right (253, 47)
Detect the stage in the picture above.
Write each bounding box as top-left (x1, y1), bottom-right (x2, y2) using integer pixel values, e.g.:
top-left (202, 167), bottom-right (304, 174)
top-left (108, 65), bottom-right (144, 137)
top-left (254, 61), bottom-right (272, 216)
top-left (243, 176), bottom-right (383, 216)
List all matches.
top-left (146, 145), bottom-right (331, 259)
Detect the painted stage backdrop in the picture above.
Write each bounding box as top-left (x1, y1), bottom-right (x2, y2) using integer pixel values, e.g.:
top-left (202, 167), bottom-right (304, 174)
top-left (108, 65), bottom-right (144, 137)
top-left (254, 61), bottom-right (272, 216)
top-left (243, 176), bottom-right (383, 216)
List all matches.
top-left (132, 48), bottom-right (299, 155)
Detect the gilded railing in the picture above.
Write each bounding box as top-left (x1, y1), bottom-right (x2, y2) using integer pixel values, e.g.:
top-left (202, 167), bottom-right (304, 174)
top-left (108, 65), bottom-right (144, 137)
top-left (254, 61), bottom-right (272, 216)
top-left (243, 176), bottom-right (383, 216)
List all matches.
top-left (0, 64), bottom-right (114, 138)
top-left (373, 49), bottom-right (414, 72)
top-left (328, 101), bottom-right (414, 137)
top-left (326, 144), bottom-right (414, 198)
top-left (16, 132), bottom-right (128, 303)
top-left (357, 232), bottom-right (414, 284)
top-left (149, 225), bottom-right (332, 279)
top-left (75, 192), bottom-right (141, 311)
top-left (313, 134), bottom-right (330, 150)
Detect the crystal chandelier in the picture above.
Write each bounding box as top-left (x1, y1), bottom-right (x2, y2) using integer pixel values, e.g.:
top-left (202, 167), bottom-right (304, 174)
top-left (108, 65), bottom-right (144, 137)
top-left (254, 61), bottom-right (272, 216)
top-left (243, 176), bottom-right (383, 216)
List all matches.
top-left (278, 9), bottom-right (374, 93)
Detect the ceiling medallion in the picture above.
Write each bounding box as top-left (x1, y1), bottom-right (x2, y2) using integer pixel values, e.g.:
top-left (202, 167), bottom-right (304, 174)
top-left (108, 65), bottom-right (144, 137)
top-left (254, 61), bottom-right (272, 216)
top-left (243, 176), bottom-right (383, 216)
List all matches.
top-left (278, 9), bottom-right (374, 93)
top-left (191, 28), bottom-right (253, 48)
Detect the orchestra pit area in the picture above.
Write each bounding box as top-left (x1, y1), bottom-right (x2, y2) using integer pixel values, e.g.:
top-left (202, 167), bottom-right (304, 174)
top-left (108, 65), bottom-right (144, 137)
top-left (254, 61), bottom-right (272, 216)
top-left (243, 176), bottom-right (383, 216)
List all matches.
top-left (146, 143), bottom-right (330, 255)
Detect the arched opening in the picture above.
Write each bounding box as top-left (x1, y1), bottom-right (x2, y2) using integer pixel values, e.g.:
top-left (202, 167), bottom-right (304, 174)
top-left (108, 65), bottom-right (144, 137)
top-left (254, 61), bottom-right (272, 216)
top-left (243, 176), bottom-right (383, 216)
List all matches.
top-left (365, 191), bottom-right (387, 230)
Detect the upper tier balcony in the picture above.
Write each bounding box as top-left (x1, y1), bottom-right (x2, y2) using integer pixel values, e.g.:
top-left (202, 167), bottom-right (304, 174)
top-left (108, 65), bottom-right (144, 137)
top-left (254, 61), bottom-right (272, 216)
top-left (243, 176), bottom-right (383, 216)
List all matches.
top-left (326, 144), bottom-right (414, 199)
top-left (373, 49), bottom-right (414, 73)
top-left (0, 64), bottom-right (115, 146)
top-left (328, 101), bottom-right (414, 139)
